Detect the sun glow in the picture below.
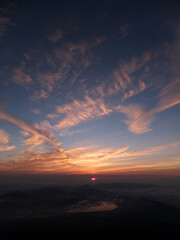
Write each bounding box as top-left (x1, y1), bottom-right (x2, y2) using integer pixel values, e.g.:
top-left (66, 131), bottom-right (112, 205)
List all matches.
top-left (91, 177), bottom-right (97, 181)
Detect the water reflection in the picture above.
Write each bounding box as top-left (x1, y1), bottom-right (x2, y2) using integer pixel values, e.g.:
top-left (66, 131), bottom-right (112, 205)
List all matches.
top-left (66, 201), bottom-right (117, 213)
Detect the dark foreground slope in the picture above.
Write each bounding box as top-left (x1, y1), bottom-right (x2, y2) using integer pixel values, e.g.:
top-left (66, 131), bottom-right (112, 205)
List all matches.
top-left (1, 205), bottom-right (180, 239)
top-left (0, 183), bottom-right (180, 239)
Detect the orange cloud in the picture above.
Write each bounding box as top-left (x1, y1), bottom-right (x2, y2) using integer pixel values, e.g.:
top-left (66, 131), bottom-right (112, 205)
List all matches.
top-left (0, 145), bottom-right (15, 151)
top-left (1, 140), bottom-right (180, 173)
top-left (0, 129), bottom-right (15, 151)
top-left (0, 110), bottom-right (62, 152)
top-left (0, 148), bottom-right (69, 173)
top-left (64, 141), bottom-right (180, 173)
top-left (54, 96), bottom-right (112, 129)
top-left (66, 141), bottom-right (180, 174)
top-left (24, 135), bottom-right (45, 147)
top-left (114, 75), bottom-right (180, 134)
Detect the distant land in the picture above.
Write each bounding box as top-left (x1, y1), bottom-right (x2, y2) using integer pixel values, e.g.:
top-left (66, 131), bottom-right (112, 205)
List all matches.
top-left (0, 182), bottom-right (180, 239)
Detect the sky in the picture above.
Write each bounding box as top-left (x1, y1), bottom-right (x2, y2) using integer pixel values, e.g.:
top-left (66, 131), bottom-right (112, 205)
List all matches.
top-left (0, 0), bottom-right (180, 181)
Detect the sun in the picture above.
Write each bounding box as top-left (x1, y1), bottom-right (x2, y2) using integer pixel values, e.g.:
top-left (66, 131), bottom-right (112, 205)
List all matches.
top-left (91, 177), bottom-right (97, 181)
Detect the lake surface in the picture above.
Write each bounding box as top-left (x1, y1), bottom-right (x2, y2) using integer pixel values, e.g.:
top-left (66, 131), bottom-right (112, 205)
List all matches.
top-left (66, 201), bottom-right (118, 213)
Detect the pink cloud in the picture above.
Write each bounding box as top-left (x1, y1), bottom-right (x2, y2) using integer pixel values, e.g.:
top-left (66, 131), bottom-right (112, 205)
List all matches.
top-left (30, 108), bottom-right (42, 115)
top-left (114, 104), bottom-right (154, 134)
top-left (12, 65), bottom-right (32, 86)
top-left (0, 129), bottom-right (9, 144)
top-left (0, 10), bottom-right (16, 39)
top-left (47, 28), bottom-right (64, 43)
top-left (120, 23), bottom-right (130, 39)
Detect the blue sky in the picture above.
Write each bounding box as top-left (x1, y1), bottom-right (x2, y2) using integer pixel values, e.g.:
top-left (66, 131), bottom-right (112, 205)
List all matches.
top-left (0, 0), bottom-right (180, 176)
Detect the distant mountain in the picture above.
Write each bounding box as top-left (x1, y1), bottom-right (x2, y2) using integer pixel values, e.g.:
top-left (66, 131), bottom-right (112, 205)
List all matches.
top-left (0, 191), bottom-right (28, 200)
top-left (95, 182), bottom-right (157, 189)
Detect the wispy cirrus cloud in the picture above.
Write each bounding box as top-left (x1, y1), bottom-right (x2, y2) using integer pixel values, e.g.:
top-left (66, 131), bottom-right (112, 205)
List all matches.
top-left (113, 82), bottom-right (180, 135)
top-left (0, 3), bottom-right (16, 40)
top-left (119, 23), bottom-right (130, 39)
top-left (11, 37), bottom-right (104, 100)
top-left (114, 104), bottom-right (154, 134)
top-left (54, 96), bottom-right (112, 129)
top-left (47, 28), bottom-right (64, 43)
top-left (92, 52), bottom-right (150, 102)
top-left (1, 133), bottom-right (180, 173)
top-left (30, 108), bottom-right (42, 115)
top-left (0, 147), bottom-right (70, 173)
top-left (0, 128), bottom-right (9, 144)
top-left (12, 64), bottom-right (32, 86)
top-left (0, 129), bottom-right (15, 151)
top-left (0, 16), bottom-right (12, 38)
top-left (0, 109), bottom-right (70, 169)
top-left (113, 74), bottom-right (180, 134)
top-left (9, 22), bottom-right (180, 139)
top-left (0, 109), bottom-right (61, 150)
top-left (66, 146), bottom-right (129, 165)
top-left (48, 69), bottom-right (180, 135)
top-left (66, 141), bottom-right (180, 173)
top-left (0, 145), bottom-right (15, 151)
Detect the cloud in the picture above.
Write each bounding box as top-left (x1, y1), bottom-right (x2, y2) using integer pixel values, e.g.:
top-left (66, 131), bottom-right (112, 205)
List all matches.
top-left (0, 16), bottom-right (11, 38)
top-left (112, 37), bottom-right (180, 134)
top-left (92, 52), bottom-right (150, 101)
top-left (59, 128), bottom-right (83, 137)
top-left (0, 147), bottom-right (70, 172)
top-left (47, 28), bottom-right (64, 43)
top-left (11, 36), bottom-right (105, 100)
top-left (49, 62), bottom-right (180, 135)
top-left (120, 23), bottom-right (130, 39)
top-left (64, 141), bottom-right (180, 173)
top-left (111, 53), bottom-right (150, 95)
top-left (0, 6), bottom-right (16, 40)
top-left (155, 79), bottom-right (180, 113)
top-left (121, 80), bottom-right (146, 102)
top-left (114, 81), bottom-right (180, 134)
top-left (12, 65), bottom-right (32, 86)
top-left (0, 110), bottom-right (72, 171)
top-left (120, 141), bottom-right (180, 158)
top-left (0, 129), bottom-right (15, 151)
top-left (20, 131), bottom-right (31, 137)
top-left (30, 108), bottom-right (42, 115)
top-left (0, 3), bottom-right (16, 40)
top-left (68, 41), bottom-right (89, 55)
top-left (0, 129), bottom-right (9, 144)
top-left (0, 145), bottom-right (15, 151)
top-left (18, 43), bottom-right (91, 100)
top-left (1, 136), bottom-right (179, 173)
top-left (0, 111), bottom-right (70, 171)
top-left (66, 146), bottom-right (129, 164)
top-left (54, 96), bottom-right (112, 129)
top-left (114, 104), bottom-right (154, 134)
top-left (0, 110), bottom-right (61, 149)
top-left (118, 78), bottom-right (180, 135)
top-left (31, 89), bottom-right (49, 100)
top-left (24, 134), bottom-right (46, 147)
top-left (68, 141), bottom-right (180, 164)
